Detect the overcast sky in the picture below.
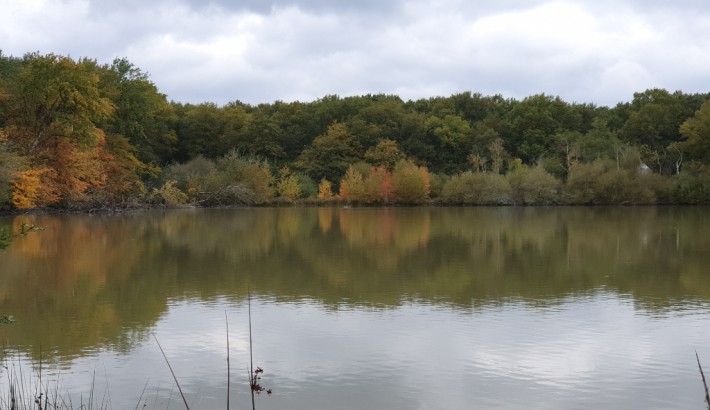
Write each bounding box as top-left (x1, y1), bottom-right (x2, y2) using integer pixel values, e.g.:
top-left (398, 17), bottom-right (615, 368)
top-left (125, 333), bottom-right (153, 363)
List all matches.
top-left (2, 0), bottom-right (710, 107)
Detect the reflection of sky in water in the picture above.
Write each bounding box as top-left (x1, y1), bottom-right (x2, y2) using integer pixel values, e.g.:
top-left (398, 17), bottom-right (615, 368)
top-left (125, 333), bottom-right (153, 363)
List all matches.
top-left (5, 293), bottom-right (708, 410)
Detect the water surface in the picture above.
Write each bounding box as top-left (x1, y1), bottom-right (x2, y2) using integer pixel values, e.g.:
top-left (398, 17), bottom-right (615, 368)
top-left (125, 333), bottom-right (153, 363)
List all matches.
top-left (1, 207), bottom-right (709, 409)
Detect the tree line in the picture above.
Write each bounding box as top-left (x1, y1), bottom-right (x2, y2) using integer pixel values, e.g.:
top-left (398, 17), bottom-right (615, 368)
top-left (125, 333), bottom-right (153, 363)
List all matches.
top-left (1, 51), bottom-right (710, 209)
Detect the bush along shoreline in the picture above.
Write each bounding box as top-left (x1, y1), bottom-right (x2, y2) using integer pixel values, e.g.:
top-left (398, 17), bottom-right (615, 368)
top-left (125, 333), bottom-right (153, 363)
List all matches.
top-left (5, 151), bottom-right (703, 213)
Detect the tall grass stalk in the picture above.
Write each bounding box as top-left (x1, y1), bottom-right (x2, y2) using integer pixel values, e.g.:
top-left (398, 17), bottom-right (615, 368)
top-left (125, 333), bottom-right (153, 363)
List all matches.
top-left (102, 362), bottom-right (113, 410)
top-left (225, 310), bottom-right (231, 410)
top-left (133, 379), bottom-right (150, 410)
top-left (248, 286), bottom-right (255, 410)
top-left (697, 350), bottom-right (710, 409)
top-left (1, 357), bottom-right (110, 410)
top-left (153, 335), bottom-right (190, 410)
top-left (4, 300), bottom-right (268, 409)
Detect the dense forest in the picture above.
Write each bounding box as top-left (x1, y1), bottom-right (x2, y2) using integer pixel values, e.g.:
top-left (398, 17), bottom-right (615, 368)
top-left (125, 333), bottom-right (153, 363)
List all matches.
top-left (1, 51), bottom-right (710, 210)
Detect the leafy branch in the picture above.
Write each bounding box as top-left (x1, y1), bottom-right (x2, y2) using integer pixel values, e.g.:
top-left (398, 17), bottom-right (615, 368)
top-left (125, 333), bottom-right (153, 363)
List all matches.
top-left (0, 223), bottom-right (43, 250)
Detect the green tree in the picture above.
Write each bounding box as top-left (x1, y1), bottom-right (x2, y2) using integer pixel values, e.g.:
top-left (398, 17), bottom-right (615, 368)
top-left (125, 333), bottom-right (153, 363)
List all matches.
top-left (177, 103), bottom-right (231, 160)
top-left (99, 57), bottom-right (177, 165)
top-left (346, 96), bottom-right (406, 149)
top-left (5, 53), bottom-right (114, 155)
top-left (470, 121), bottom-right (500, 153)
top-left (554, 130), bottom-right (582, 173)
top-left (0, 130), bottom-right (26, 208)
top-left (236, 110), bottom-right (286, 161)
top-left (618, 89), bottom-right (686, 151)
top-left (503, 94), bottom-right (582, 163)
top-left (424, 114), bottom-right (472, 174)
top-left (364, 139), bottom-right (404, 170)
top-left (295, 122), bottom-right (361, 183)
top-left (266, 100), bottom-right (320, 161)
top-left (679, 100), bottom-right (710, 164)
top-left (577, 116), bottom-right (621, 162)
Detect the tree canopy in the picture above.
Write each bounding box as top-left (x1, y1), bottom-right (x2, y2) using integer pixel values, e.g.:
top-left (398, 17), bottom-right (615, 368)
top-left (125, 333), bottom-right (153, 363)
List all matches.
top-left (1, 51), bottom-right (710, 209)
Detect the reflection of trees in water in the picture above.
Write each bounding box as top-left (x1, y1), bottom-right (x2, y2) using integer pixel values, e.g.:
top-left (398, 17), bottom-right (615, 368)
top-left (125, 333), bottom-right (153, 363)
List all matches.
top-left (0, 213), bottom-right (163, 363)
top-left (335, 208), bottom-right (430, 271)
top-left (1, 207), bottom-right (709, 361)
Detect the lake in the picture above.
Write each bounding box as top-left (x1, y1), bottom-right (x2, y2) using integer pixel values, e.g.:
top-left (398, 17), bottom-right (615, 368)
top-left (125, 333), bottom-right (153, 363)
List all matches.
top-left (1, 206), bottom-right (710, 409)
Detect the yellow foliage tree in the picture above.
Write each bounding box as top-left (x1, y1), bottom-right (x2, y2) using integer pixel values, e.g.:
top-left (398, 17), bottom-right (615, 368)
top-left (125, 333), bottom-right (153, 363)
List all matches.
top-left (339, 165), bottom-right (365, 202)
top-left (11, 167), bottom-right (53, 209)
top-left (392, 160), bottom-right (430, 204)
top-left (276, 166), bottom-right (301, 203)
top-left (0, 129), bottom-right (28, 207)
top-left (317, 178), bottom-right (335, 201)
top-left (364, 139), bottom-right (404, 170)
top-left (41, 136), bottom-right (106, 206)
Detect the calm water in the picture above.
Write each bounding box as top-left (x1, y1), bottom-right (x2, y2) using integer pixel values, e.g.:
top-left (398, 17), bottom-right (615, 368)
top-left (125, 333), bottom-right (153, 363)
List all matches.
top-left (1, 207), bottom-right (710, 409)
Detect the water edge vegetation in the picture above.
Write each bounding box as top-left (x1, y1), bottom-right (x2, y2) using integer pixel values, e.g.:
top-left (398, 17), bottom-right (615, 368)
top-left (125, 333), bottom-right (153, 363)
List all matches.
top-left (1, 52), bottom-right (710, 211)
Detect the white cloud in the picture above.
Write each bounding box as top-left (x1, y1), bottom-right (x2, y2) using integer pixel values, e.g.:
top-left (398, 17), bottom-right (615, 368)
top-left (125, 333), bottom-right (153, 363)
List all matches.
top-left (2, 0), bottom-right (710, 106)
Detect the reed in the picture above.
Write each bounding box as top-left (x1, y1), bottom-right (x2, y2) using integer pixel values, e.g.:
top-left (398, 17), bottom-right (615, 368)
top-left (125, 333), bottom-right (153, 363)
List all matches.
top-left (225, 310), bottom-right (231, 410)
top-left (150, 293), bottom-right (270, 410)
top-left (2, 293), bottom-right (271, 409)
top-left (246, 287), bottom-right (272, 409)
top-left (153, 334), bottom-right (190, 410)
top-left (697, 350), bottom-right (710, 409)
top-left (132, 379), bottom-right (150, 410)
top-left (249, 286), bottom-right (255, 410)
top-left (1, 356), bottom-right (109, 410)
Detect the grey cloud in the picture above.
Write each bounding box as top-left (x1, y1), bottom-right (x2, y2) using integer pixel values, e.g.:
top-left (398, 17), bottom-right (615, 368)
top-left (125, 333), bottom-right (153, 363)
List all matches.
top-left (90, 0), bottom-right (404, 15)
top-left (4, 0), bottom-right (710, 106)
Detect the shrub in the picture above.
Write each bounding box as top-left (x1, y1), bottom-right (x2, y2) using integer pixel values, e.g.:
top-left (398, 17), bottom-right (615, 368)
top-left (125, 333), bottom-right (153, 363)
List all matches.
top-left (428, 172), bottom-right (448, 199)
top-left (199, 184), bottom-right (257, 206)
top-left (507, 165), bottom-right (560, 205)
top-left (296, 173), bottom-right (318, 198)
top-left (392, 160), bottom-right (430, 204)
top-left (151, 180), bottom-right (189, 206)
top-left (563, 160), bottom-right (608, 204)
top-left (161, 155), bottom-right (217, 198)
top-left (664, 165), bottom-right (710, 204)
top-left (441, 172), bottom-right (512, 205)
top-left (564, 159), bottom-right (667, 205)
top-left (216, 151), bottom-right (274, 203)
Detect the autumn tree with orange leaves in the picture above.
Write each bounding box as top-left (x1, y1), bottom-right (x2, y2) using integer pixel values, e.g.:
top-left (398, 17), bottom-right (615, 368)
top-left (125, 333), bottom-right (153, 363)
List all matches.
top-left (0, 53), bottom-right (153, 208)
